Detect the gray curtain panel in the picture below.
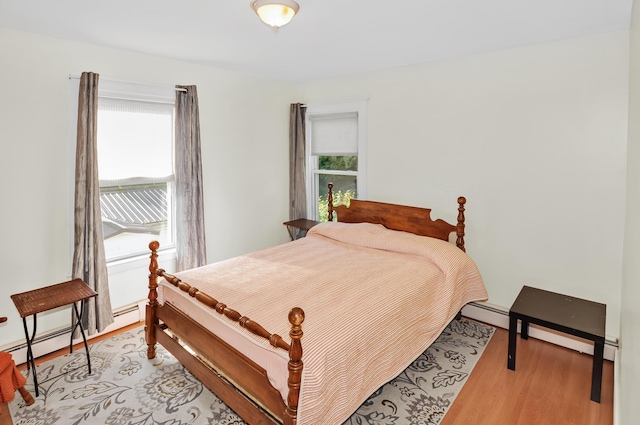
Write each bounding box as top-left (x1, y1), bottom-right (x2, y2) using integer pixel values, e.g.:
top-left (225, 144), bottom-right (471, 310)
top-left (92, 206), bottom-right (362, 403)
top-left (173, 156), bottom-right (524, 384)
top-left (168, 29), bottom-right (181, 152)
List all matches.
top-left (72, 71), bottom-right (114, 336)
top-left (289, 103), bottom-right (307, 239)
top-left (175, 85), bottom-right (207, 271)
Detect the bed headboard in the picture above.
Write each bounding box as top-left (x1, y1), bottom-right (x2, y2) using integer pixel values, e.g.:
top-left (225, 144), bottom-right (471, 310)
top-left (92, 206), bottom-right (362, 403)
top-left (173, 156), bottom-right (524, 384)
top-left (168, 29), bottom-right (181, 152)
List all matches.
top-left (326, 184), bottom-right (467, 252)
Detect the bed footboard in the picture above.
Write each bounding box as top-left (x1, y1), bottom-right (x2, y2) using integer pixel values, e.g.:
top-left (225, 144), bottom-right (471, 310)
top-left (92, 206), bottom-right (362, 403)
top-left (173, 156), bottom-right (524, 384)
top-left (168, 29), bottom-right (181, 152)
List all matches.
top-left (145, 242), bottom-right (304, 425)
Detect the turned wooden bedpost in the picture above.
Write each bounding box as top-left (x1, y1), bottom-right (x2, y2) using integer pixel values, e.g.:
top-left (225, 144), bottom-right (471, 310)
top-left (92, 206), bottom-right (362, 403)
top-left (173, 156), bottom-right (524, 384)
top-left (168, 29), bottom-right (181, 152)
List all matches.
top-left (146, 241), bottom-right (160, 359)
top-left (284, 307), bottom-right (305, 425)
top-left (456, 197), bottom-right (466, 252)
top-left (327, 183), bottom-right (334, 221)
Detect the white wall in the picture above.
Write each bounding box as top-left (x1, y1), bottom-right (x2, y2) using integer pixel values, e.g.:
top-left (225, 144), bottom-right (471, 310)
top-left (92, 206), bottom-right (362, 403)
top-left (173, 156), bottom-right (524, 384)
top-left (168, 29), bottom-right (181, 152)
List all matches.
top-left (0, 28), bottom-right (292, 348)
top-left (0, 26), bottom-right (631, 359)
top-left (620, 1), bottom-right (640, 422)
top-left (291, 31), bottom-right (630, 340)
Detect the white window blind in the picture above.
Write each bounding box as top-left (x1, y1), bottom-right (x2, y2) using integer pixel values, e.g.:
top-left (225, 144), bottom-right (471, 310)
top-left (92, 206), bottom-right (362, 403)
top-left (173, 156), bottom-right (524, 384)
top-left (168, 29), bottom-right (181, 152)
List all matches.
top-left (97, 97), bottom-right (174, 183)
top-left (310, 113), bottom-right (358, 156)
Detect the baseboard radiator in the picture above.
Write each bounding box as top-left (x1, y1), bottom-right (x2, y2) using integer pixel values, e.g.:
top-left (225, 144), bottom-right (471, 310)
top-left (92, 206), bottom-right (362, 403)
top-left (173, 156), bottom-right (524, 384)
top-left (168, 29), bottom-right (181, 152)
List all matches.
top-left (5, 300), bottom-right (617, 365)
top-left (4, 303), bottom-right (144, 364)
top-left (462, 301), bottom-right (618, 361)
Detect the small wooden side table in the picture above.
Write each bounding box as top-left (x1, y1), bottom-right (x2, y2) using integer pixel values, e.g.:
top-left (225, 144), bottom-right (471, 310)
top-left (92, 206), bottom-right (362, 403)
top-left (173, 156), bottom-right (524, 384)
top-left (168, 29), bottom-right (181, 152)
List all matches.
top-left (11, 279), bottom-right (98, 397)
top-left (507, 285), bottom-right (606, 402)
top-left (283, 218), bottom-right (320, 240)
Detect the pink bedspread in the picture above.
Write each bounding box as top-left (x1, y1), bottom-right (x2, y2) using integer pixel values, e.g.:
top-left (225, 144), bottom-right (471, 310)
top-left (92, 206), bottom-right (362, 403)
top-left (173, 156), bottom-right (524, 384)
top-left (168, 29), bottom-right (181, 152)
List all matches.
top-left (158, 222), bottom-right (488, 424)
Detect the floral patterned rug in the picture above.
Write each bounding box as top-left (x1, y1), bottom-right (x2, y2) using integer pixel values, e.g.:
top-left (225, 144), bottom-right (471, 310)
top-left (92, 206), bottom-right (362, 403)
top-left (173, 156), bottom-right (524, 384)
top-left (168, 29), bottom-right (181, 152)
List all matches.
top-left (9, 319), bottom-right (494, 425)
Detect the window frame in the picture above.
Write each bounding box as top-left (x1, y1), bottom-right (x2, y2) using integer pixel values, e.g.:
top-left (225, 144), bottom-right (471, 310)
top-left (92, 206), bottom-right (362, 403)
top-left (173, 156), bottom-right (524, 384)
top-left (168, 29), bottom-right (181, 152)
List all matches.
top-left (304, 99), bottom-right (368, 221)
top-left (96, 93), bottom-right (176, 262)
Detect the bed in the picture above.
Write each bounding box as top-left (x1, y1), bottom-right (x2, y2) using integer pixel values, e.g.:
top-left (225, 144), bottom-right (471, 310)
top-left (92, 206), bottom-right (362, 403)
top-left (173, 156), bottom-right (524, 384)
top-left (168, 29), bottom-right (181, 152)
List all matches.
top-left (145, 186), bottom-right (488, 425)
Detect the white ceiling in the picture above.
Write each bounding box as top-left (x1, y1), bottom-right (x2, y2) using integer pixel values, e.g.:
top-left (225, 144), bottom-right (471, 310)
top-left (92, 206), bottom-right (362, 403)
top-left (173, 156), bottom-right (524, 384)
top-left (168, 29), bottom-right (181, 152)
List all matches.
top-left (0, 0), bottom-right (633, 82)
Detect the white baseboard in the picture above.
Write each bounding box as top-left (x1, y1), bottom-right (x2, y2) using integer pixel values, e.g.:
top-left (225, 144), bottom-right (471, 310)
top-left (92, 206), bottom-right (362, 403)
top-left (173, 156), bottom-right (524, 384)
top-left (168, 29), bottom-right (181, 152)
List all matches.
top-left (6, 303), bottom-right (144, 365)
top-left (613, 348), bottom-right (620, 425)
top-left (9, 300), bottom-right (617, 363)
top-left (461, 301), bottom-right (618, 361)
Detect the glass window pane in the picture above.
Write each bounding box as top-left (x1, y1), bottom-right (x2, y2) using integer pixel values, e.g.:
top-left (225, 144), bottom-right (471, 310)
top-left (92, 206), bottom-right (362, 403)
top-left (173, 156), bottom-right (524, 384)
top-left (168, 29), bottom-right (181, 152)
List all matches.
top-left (100, 181), bottom-right (173, 260)
top-left (318, 155), bottom-right (358, 171)
top-left (318, 174), bottom-right (356, 222)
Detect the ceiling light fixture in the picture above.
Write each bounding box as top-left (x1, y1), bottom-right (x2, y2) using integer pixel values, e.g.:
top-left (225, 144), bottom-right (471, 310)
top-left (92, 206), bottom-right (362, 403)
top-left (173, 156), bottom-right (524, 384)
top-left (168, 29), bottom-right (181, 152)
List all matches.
top-left (250, 0), bottom-right (299, 31)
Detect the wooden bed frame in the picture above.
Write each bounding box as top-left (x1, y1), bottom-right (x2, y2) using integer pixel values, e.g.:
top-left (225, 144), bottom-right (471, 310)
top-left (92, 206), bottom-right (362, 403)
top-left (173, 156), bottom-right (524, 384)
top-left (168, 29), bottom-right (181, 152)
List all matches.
top-left (145, 186), bottom-right (467, 425)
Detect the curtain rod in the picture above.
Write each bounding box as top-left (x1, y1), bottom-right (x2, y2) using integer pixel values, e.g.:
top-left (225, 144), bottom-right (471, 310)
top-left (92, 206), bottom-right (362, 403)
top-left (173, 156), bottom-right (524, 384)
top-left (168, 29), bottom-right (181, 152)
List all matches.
top-left (68, 74), bottom-right (187, 92)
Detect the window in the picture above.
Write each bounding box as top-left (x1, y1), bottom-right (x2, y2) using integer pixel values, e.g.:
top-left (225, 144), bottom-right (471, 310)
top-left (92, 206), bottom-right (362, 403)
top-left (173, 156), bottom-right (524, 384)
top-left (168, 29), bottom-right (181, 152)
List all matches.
top-left (96, 83), bottom-right (176, 261)
top-left (305, 100), bottom-right (367, 221)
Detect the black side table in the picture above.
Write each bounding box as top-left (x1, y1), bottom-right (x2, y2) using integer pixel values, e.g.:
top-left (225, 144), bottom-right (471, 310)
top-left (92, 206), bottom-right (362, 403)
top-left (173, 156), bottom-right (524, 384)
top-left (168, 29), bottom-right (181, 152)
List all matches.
top-left (507, 285), bottom-right (606, 403)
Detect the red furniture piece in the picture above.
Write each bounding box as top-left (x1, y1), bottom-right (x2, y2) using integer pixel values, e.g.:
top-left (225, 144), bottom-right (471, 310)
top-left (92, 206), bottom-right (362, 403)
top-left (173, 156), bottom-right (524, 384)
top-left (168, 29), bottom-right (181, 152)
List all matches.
top-left (0, 317), bottom-right (35, 412)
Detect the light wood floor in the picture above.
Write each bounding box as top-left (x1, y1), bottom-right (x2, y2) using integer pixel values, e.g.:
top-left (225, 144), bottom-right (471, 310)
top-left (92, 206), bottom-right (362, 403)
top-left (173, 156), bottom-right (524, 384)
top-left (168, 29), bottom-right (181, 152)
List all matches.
top-left (0, 323), bottom-right (613, 425)
top-left (441, 326), bottom-right (613, 425)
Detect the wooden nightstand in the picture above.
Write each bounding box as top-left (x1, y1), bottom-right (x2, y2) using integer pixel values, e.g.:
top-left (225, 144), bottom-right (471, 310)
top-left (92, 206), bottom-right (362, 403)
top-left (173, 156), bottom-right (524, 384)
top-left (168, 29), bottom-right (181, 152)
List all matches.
top-left (283, 218), bottom-right (320, 240)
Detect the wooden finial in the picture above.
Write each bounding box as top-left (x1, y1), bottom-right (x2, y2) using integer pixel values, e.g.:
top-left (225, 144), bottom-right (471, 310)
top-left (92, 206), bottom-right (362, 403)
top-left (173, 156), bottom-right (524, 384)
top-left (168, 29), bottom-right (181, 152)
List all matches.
top-left (456, 197), bottom-right (466, 252)
top-left (285, 307), bottom-right (305, 424)
top-left (327, 183), bottom-right (334, 221)
top-left (148, 241), bottom-right (160, 306)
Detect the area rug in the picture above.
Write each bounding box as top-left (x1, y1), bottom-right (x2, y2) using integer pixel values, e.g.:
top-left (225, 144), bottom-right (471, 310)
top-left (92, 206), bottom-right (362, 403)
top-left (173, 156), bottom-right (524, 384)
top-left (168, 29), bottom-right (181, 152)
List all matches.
top-left (9, 318), bottom-right (494, 425)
